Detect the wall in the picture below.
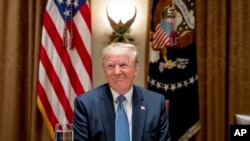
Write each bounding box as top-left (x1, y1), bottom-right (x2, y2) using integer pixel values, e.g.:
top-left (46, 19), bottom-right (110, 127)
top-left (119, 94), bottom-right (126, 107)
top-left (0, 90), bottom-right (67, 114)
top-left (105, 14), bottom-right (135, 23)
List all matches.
top-left (90, 0), bottom-right (150, 88)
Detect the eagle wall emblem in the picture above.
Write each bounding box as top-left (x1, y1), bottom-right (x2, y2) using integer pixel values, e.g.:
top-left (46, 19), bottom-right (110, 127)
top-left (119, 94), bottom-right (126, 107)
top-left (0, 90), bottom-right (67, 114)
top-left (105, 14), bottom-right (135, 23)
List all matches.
top-left (150, 0), bottom-right (195, 72)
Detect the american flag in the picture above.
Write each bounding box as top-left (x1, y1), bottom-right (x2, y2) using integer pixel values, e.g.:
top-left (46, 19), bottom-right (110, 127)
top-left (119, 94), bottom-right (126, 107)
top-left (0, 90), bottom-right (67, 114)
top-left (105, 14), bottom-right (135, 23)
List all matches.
top-left (37, 0), bottom-right (91, 139)
top-left (152, 20), bottom-right (171, 49)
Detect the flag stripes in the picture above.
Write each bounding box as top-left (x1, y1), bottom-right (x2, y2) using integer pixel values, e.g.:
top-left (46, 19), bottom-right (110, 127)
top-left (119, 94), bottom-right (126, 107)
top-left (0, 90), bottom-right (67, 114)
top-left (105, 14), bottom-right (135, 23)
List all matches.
top-left (153, 24), bottom-right (170, 49)
top-left (39, 45), bottom-right (74, 122)
top-left (78, 3), bottom-right (91, 33)
top-left (37, 82), bottom-right (59, 126)
top-left (42, 11), bottom-right (86, 95)
top-left (37, 0), bottom-right (92, 139)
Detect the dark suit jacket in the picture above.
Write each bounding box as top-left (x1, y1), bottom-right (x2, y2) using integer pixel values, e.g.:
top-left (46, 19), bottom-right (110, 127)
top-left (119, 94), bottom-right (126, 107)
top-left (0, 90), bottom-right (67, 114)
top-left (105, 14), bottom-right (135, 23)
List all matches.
top-left (73, 83), bottom-right (171, 141)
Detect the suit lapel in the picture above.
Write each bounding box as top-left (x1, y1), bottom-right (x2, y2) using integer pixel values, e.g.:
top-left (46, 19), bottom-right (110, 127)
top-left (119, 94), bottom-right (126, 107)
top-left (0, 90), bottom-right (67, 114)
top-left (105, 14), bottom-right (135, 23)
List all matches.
top-left (98, 85), bottom-right (115, 141)
top-left (132, 86), bottom-right (146, 141)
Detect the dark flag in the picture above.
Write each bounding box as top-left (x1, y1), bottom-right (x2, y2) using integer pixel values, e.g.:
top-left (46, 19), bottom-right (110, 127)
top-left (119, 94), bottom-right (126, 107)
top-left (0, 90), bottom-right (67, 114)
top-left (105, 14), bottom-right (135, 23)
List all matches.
top-left (148, 0), bottom-right (200, 140)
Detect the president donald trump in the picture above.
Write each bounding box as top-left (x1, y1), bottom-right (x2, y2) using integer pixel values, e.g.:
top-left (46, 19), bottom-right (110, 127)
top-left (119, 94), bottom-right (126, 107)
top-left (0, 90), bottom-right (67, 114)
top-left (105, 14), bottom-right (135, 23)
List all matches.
top-left (73, 42), bottom-right (171, 141)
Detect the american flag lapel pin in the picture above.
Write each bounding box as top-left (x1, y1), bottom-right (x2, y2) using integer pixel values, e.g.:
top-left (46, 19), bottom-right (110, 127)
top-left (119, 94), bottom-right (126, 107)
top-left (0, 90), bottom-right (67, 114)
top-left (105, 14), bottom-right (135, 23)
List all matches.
top-left (141, 106), bottom-right (145, 110)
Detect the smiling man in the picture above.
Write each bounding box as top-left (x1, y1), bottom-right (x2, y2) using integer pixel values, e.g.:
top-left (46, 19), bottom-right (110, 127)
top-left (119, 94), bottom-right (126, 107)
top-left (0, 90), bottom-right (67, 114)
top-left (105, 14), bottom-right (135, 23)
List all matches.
top-left (73, 42), bottom-right (171, 141)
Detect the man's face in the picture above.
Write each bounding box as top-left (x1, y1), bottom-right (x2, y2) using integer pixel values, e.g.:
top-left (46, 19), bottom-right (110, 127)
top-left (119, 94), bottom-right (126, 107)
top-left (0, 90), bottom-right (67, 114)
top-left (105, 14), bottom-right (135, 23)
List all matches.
top-left (102, 53), bottom-right (138, 95)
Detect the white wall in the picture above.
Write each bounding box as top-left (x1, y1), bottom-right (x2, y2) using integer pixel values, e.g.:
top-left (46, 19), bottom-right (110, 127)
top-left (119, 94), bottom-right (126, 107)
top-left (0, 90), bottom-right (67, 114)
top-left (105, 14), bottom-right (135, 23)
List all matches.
top-left (90, 0), bottom-right (150, 88)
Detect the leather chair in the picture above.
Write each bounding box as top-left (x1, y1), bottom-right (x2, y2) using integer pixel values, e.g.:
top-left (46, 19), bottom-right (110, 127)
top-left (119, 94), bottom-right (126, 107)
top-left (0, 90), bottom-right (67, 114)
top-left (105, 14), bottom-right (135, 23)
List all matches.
top-left (234, 114), bottom-right (250, 125)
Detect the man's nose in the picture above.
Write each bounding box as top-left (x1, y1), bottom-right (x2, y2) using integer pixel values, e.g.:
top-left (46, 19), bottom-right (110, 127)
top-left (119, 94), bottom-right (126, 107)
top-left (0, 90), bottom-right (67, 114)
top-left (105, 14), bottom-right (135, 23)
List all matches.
top-left (114, 65), bottom-right (122, 74)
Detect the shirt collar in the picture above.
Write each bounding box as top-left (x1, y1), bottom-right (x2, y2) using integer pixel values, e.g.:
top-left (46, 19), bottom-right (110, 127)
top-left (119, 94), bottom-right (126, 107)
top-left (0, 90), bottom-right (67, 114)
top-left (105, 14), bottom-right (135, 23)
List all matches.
top-left (110, 87), bottom-right (133, 105)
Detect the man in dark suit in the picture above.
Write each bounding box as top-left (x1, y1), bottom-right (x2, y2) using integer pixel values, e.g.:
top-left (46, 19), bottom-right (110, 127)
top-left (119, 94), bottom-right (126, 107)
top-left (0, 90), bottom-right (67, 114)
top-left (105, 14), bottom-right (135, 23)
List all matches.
top-left (73, 43), bottom-right (171, 141)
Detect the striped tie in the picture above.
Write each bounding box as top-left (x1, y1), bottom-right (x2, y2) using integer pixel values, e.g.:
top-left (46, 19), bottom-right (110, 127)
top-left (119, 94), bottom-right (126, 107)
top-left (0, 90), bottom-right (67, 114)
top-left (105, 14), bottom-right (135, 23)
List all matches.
top-left (115, 95), bottom-right (130, 141)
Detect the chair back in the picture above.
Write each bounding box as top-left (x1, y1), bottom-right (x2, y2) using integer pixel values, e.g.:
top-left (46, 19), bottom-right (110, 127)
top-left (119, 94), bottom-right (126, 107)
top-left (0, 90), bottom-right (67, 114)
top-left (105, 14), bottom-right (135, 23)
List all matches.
top-left (234, 114), bottom-right (250, 125)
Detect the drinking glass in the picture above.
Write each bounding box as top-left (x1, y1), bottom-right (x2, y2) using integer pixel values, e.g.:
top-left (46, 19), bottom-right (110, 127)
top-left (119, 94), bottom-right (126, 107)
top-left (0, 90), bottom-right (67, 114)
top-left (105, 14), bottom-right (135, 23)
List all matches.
top-left (55, 123), bottom-right (73, 141)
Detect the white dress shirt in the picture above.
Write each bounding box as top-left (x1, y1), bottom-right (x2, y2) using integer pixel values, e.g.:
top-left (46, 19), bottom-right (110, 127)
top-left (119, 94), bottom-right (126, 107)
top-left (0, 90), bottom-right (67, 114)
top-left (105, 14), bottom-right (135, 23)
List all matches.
top-left (111, 87), bottom-right (133, 141)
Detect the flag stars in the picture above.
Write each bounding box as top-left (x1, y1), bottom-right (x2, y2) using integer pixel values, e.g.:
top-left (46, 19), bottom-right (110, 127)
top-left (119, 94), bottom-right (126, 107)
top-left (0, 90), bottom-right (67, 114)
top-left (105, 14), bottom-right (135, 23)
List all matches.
top-left (195, 74), bottom-right (198, 80)
top-left (189, 77), bottom-right (195, 84)
top-left (183, 80), bottom-right (189, 87)
top-left (177, 82), bottom-right (183, 88)
top-left (57, 0), bottom-right (63, 4)
top-left (66, 0), bottom-right (72, 6)
top-left (156, 82), bottom-right (161, 89)
top-left (73, 0), bottom-right (79, 8)
top-left (149, 74), bottom-right (198, 92)
top-left (164, 84), bottom-right (169, 91)
top-left (170, 84), bottom-right (176, 91)
top-left (64, 10), bottom-right (70, 17)
top-left (150, 78), bottom-right (156, 86)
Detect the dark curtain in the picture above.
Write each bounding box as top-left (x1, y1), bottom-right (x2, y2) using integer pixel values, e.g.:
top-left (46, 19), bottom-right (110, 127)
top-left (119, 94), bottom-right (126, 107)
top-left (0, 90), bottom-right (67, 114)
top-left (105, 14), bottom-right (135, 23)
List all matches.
top-left (0, 0), bottom-right (250, 141)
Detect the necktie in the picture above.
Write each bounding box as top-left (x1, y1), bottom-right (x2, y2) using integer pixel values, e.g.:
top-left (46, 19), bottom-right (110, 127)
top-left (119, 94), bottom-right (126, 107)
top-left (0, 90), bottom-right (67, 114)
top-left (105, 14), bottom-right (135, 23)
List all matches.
top-left (115, 96), bottom-right (130, 141)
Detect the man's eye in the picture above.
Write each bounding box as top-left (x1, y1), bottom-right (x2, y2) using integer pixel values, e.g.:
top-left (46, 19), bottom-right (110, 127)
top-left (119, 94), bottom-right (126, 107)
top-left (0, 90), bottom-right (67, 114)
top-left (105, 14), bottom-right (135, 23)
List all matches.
top-left (107, 65), bottom-right (115, 69)
top-left (119, 64), bottom-right (128, 68)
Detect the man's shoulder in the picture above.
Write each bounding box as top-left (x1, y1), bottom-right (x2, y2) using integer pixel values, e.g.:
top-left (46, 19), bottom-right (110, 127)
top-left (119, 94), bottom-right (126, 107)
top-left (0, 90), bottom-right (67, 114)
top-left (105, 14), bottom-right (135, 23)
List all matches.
top-left (77, 83), bottom-right (109, 99)
top-left (134, 85), bottom-right (164, 99)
